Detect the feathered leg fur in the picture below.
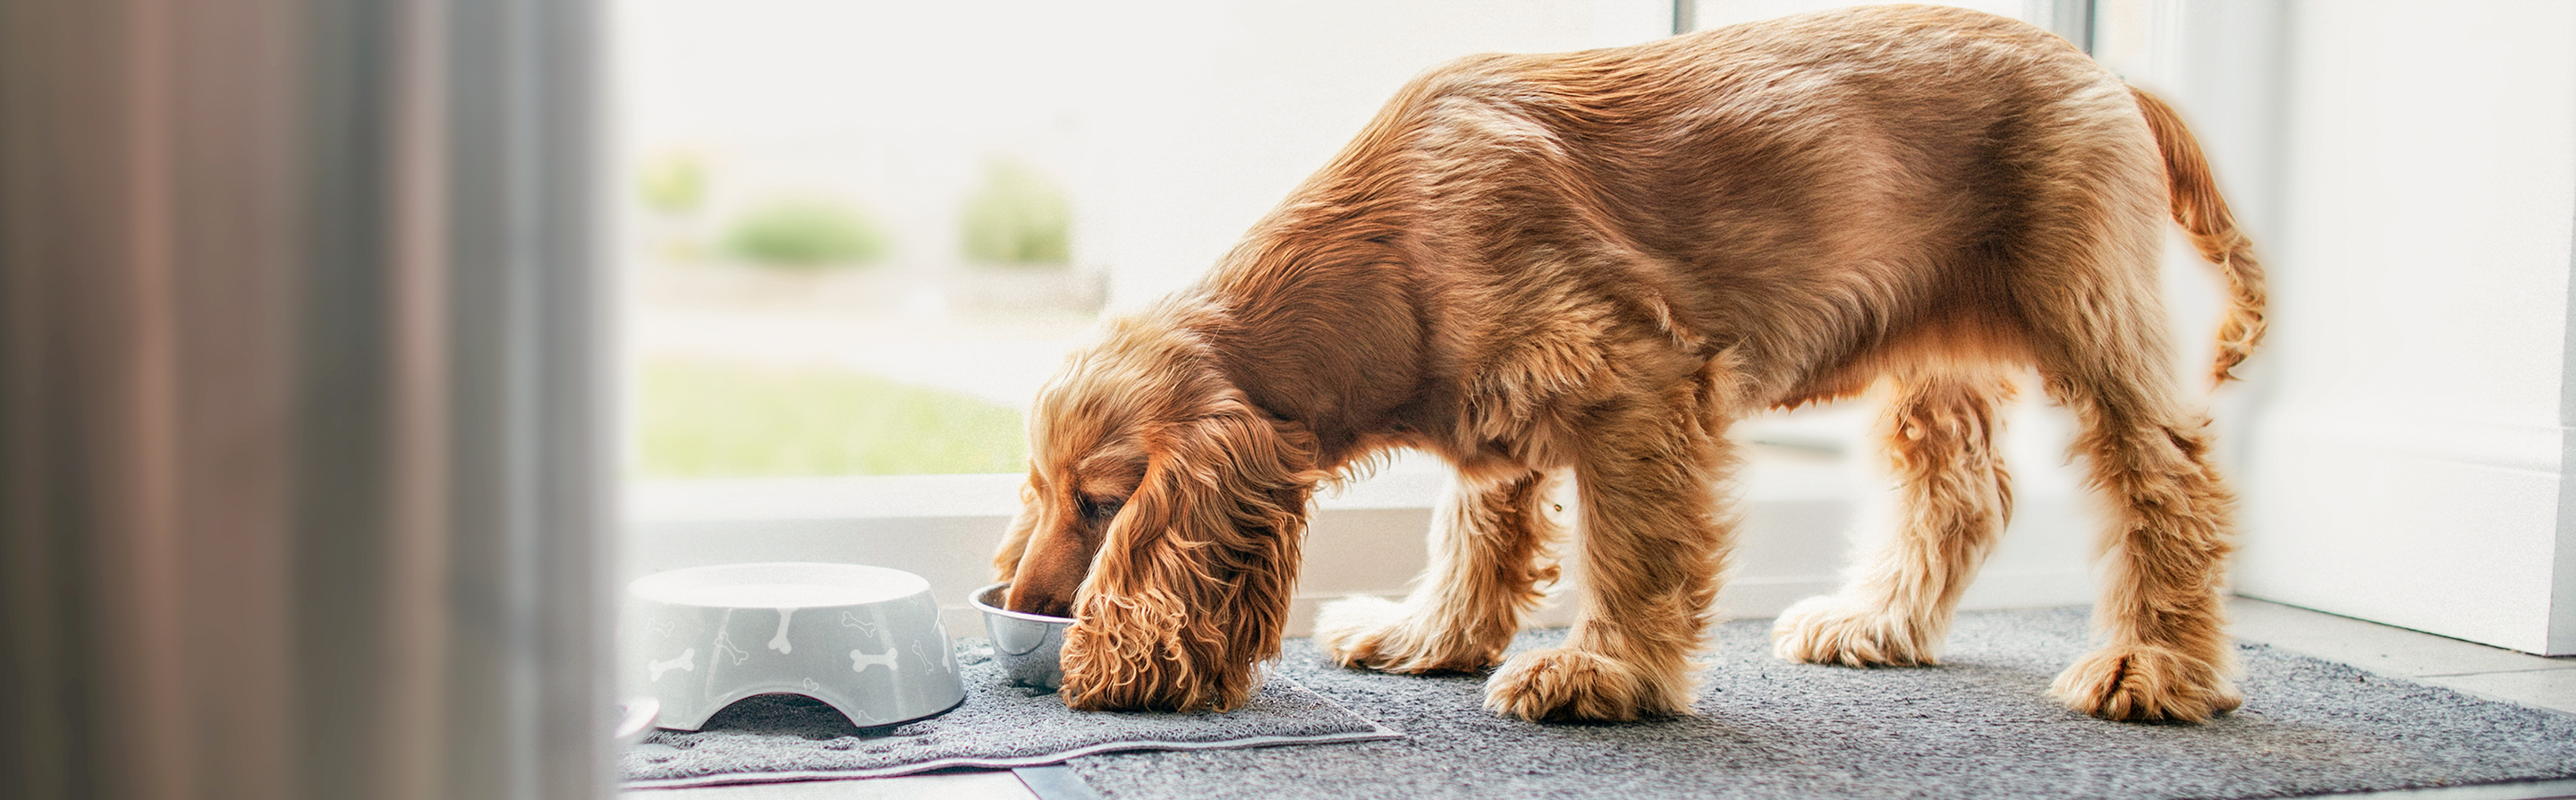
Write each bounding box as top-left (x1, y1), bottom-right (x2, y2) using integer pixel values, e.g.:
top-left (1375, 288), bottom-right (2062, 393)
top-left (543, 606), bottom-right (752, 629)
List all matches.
top-left (1483, 378), bottom-right (1737, 722)
top-left (1317, 468), bottom-right (1565, 674)
top-left (1773, 372), bottom-right (2016, 668)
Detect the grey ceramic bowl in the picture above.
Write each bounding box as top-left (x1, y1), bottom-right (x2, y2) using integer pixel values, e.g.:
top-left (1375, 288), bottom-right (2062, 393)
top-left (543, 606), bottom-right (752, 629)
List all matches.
top-left (623, 562), bottom-right (966, 730)
top-left (971, 583), bottom-right (1070, 691)
top-left (614, 696), bottom-right (661, 745)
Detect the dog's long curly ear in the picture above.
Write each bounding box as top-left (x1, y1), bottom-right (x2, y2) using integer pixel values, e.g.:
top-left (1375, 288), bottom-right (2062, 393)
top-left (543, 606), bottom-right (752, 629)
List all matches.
top-left (1059, 398), bottom-right (1321, 712)
top-left (992, 472), bottom-right (1041, 583)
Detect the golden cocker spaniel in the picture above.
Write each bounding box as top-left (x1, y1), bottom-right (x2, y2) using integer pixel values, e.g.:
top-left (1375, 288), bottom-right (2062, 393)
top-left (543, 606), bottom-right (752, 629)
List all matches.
top-left (995, 4), bottom-right (2264, 724)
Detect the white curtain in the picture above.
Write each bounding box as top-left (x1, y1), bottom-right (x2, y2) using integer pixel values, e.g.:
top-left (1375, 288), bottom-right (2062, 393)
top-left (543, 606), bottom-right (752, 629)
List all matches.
top-left (0, 1), bottom-right (611, 798)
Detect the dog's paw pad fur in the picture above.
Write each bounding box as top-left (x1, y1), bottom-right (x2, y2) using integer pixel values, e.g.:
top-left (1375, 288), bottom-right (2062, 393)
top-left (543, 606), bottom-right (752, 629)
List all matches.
top-left (1314, 596), bottom-right (1410, 668)
top-left (1769, 595), bottom-right (1940, 668)
top-left (1315, 596), bottom-right (1500, 674)
top-left (1483, 648), bottom-right (1689, 722)
top-left (2050, 644), bottom-right (2241, 724)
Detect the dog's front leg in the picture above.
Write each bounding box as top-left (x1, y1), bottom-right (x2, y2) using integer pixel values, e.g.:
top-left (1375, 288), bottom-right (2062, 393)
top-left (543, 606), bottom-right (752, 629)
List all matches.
top-left (1482, 385), bottom-right (1734, 722)
top-left (1318, 467), bottom-right (1563, 674)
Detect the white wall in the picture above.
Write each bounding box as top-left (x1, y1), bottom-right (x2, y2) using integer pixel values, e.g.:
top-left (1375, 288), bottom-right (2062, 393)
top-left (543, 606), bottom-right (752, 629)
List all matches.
top-left (1684, 0), bottom-right (2030, 30)
top-left (2194, 1), bottom-right (2576, 655)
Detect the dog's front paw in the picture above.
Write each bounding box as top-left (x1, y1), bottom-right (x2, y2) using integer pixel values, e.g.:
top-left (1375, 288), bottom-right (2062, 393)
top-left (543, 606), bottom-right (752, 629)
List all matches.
top-left (2050, 643), bottom-right (2241, 724)
top-left (1770, 595), bottom-right (1939, 668)
top-left (1315, 596), bottom-right (1504, 674)
top-left (1482, 648), bottom-right (1690, 722)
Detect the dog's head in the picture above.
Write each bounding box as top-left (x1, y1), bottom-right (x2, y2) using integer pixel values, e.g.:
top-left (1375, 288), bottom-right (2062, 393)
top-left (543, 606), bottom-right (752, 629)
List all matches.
top-left (994, 311), bottom-right (1323, 712)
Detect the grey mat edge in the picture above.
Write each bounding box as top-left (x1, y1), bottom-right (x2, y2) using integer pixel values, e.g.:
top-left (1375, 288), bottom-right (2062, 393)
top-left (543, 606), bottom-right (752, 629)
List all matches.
top-left (623, 727), bottom-right (1402, 791)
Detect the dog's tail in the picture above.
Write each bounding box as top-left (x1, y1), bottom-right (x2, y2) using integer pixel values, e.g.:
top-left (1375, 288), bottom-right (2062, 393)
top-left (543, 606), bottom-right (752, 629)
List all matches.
top-left (2132, 86), bottom-right (2267, 386)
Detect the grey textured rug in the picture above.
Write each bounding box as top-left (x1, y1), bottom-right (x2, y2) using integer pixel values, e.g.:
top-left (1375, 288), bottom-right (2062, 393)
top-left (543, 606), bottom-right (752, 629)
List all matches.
top-left (620, 640), bottom-right (1397, 789)
top-left (1072, 607), bottom-right (2576, 799)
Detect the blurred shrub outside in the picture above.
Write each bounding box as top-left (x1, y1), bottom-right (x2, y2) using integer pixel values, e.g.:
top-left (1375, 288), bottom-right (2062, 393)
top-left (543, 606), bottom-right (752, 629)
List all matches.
top-left (634, 357), bottom-right (1027, 477)
top-left (636, 151), bottom-right (709, 216)
top-left (635, 151), bottom-right (711, 263)
top-left (720, 197), bottom-right (894, 268)
top-left (958, 157), bottom-right (1072, 268)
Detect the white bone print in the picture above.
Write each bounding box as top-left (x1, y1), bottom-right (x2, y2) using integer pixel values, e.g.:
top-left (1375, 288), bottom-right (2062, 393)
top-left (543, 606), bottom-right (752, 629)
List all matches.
top-left (912, 642), bottom-right (954, 676)
top-left (850, 647), bottom-right (899, 674)
top-left (712, 631), bottom-right (750, 665)
top-left (839, 611), bottom-right (879, 636)
top-left (926, 618), bottom-right (957, 674)
top-left (648, 648), bottom-right (697, 681)
top-left (767, 608), bottom-right (797, 654)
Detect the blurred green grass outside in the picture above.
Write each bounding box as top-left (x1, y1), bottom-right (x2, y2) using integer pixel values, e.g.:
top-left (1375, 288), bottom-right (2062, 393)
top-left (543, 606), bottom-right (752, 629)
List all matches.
top-left (635, 358), bottom-right (1027, 477)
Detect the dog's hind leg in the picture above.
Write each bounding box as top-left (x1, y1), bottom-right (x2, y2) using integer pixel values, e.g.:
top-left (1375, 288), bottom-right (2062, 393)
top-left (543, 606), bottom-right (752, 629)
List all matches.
top-left (1317, 467), bottom-right (1564, 673)
top-left (2040, 343), bottom-right (2242, 723)
top-left (1773, 371), bottom-right (2016, 668)
top-left (1481, 379), bottom-right (1735, 722)
top-left (2014, 201), bottom-right (2245, 723)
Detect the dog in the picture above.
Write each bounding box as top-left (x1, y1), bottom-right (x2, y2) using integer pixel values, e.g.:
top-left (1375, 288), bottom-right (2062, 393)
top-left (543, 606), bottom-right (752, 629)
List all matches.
top-left (992, 4), bottom-right (2265, 724)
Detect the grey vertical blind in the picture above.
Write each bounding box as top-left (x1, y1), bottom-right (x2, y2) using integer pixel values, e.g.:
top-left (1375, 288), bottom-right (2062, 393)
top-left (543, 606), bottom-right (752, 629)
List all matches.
top-left (0, 1), bottom-right (609, 798)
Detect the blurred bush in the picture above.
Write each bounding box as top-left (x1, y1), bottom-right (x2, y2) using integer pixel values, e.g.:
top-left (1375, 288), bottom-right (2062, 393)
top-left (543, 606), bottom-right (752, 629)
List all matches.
top-left (636, 152), bottom-right (708, 216)
top-left (958, 157), bottom-right (1071, 268)
top-left (721, 197), bottom-right (892, 268)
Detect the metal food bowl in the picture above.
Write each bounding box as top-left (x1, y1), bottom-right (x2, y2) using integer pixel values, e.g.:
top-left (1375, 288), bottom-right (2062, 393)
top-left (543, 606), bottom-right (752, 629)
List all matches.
top-left (623, 562), bottom-right (965, 730)
top-left (970, 583), bottom-right (1070, 691)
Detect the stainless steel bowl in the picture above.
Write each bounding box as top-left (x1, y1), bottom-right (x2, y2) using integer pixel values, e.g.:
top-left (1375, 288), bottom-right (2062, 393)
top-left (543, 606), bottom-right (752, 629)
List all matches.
top-left (970, 583), bottom-right (1070, 690)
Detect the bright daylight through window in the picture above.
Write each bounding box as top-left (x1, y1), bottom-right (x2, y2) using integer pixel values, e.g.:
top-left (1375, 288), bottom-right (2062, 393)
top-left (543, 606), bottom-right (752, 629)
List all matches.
top-left (618, 1), bottom-right (1106, 478)
top-left (613, 0), bottom-right (1733, 481)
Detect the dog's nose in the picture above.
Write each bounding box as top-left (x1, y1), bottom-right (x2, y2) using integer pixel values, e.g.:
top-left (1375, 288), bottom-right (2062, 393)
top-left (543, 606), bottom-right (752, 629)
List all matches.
top-left (1008, 524), bottom-right (1096, 619)
top-left (1004, 576), bottom-right (1076, 619)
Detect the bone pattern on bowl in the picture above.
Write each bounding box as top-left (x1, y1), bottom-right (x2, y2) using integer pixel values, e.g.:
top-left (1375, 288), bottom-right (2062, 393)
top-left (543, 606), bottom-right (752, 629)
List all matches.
top-left (623, 563), bottom-right (967, 730)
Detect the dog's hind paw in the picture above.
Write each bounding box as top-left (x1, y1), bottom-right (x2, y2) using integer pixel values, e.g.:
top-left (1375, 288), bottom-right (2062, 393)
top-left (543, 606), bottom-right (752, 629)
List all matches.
top-left (2050, 643), bottom-right (2241, 724)
top-left (1315, 595), bottom-right (1504, 674)
top-left (1769, 595), bottom-right (1941, 668)
top-left (1483, 648), bottom-right (1690, 722)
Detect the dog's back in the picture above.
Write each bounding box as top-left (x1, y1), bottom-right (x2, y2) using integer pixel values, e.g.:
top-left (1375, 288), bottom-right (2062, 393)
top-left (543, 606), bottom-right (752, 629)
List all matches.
top-left (1210, 4), bottom-right (2249, 422)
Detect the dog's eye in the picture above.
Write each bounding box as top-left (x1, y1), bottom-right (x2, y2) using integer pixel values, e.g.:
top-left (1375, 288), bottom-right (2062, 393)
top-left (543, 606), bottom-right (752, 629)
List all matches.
top-left (1080, 497), bottom-right (1124, 522)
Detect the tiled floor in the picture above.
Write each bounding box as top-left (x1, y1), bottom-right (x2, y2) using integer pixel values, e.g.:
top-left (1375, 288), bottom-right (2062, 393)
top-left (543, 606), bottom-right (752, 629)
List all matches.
top-left (2225, 598), bottom-right (2576, 717)
top-left (629, 597), bottom-right (2576, 800)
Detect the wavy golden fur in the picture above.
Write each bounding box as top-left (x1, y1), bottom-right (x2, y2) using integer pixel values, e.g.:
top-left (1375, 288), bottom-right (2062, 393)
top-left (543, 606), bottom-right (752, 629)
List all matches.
top-left (996, 4), bottom-right (2265, 724)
